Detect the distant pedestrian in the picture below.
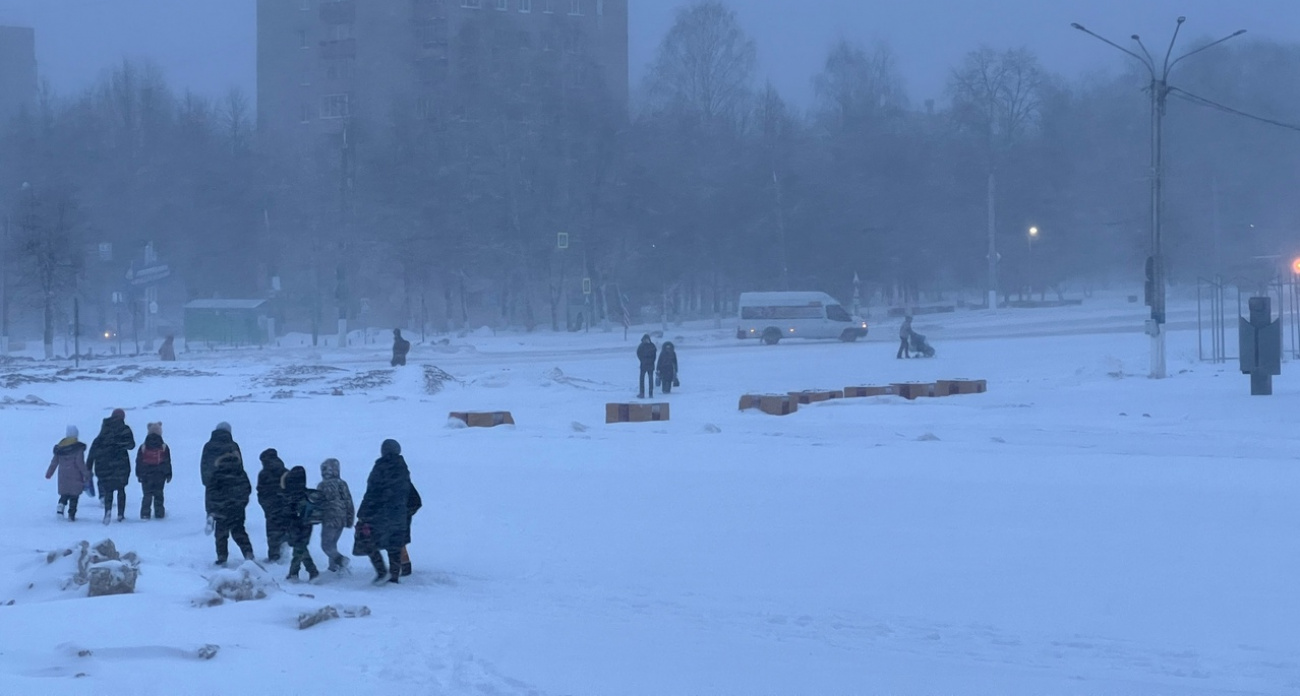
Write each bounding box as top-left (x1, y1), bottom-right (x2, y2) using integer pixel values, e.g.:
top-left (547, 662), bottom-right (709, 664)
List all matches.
top-left (281, 466), bottom-right (320, 582)
top-left (391, 329), bottom-right (411, 367)
top-left (637, 334), bottom-right (657, 399)
top-left (317, 458), bottom-right (356, 573)
top-left (46, 425), bottom-right (89, 522)
top-left (897, 316), bottom-right (914, 359)
top-left (206, 452), bottom-right (256, 566)
top-left (134, 422), bottom-right (172, 520)
top-left (87, 409), bottom-right (135, 525)
top-left (158, 335), bottom-right (176, 362)
top-left (357, 439), bottom-right (413, 585)
top-left (200, 422), bottom-right (241, 532)
top-left (656, 341), bottom-right (679, 394)
top-left (257, 448), bottom-right (291, 563)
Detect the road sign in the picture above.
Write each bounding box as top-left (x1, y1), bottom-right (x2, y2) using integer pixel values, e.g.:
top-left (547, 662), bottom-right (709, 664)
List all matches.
top-left (128, 264), bottom-right (170, 286)
top-left (582, 278), bottom-right (592, 295)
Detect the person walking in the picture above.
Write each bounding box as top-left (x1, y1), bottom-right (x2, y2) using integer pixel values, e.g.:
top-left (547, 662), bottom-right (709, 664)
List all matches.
top-left (317, 458), bottom-right (355, 573)
top-left (897, 316), bottom-right (914, 359)
top-left (87, 409), bottom-right (135, 525)
top-left (200, 422), bottom-right (241, 531)
top-left (206, 452), bottom-right (256, 566)
top-left (257, 449), bottom-right (291, 563)
top-left (46, 425), bottom-right (89, 521)
top-left (636, 334), bottom-right (657, 399)
top-left (656, 341), bottom-right (679, 395)
top-left (134, 422), bottom-right (172, 520)
top-left (281, 466), bottom-right (320, 582)
top-left (391, 329), bottom-right (411, 367)
top-left (357, 439), bottom-right (413, 585)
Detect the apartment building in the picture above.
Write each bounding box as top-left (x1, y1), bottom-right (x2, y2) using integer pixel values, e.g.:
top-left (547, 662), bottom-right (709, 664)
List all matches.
top-left (0, 26), bottom-right (38, 121)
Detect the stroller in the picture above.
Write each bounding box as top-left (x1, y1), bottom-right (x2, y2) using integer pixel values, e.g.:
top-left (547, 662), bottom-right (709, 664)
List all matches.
top-left (908, 331), bottom-right (936, 358)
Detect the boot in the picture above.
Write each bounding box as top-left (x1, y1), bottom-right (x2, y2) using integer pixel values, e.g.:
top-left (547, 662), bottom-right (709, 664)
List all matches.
top-left (57, 502), bottom-right (66, 518)
top-left (103, 508), bottom-right (111, 526)
top-left (401, 562), bottom-right (412, 577)
top-left (370, 553), bottom-right (388, 584)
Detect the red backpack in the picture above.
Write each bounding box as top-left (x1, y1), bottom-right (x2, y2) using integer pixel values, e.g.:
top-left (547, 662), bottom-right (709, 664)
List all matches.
top-left (140, 445), bottom-right (167, 466)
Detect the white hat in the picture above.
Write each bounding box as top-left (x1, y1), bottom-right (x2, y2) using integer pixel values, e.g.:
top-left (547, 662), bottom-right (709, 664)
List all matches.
top-left (65, 425), bottom-right (78, 439)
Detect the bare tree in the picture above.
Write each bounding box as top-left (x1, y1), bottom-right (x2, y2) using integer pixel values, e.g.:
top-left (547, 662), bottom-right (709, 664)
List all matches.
top-left (645, 1), bottom-right (756, 126)
top-left (14, 184), bottom-right (82, 359)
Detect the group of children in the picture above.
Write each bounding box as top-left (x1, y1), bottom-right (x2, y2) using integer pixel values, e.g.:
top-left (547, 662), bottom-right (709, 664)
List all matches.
top-left (46, 411), bottom-right (422, 585)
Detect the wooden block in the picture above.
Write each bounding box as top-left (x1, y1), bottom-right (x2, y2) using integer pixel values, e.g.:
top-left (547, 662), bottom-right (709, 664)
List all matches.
top-left (449, 411), bottom-right (515, 428)
top-left (789, 390), bottom-right (844, 405)
top-left (740, 394), bottom-right (798, 416)
top-left (891, 383), bottom-right (936, 400)
top-left (935, 379), bottom-right (987, 396)
top-left (606, 403), bottom-right (670, 423)
top-left (844, 385), bottom-right (898, 398)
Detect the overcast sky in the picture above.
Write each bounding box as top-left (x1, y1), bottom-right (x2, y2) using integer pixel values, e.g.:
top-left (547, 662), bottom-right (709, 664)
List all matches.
top-left (0, 0), bottom-right (1293, 106)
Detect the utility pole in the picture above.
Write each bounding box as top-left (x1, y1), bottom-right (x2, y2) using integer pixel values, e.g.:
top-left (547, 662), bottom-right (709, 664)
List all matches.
top-left (1, 213), bottom-right (8, 356)
top-left (987, 172), bottom-right (998, 311)
top-left (1072, 17), bottom-right (1245, 379)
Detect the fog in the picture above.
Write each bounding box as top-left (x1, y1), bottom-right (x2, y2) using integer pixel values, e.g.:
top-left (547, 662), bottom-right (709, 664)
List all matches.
top-left (0, 0), bottom-right (1298, 355)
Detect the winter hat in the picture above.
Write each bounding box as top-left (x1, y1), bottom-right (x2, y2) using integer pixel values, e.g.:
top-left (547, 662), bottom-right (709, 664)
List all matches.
top-left (321, 458), bottom-right (341, 479)
top-left (641, 334), bottom-right (651, 343)
top-left (393, 328), bottom-right (402, 336)
top-left (280, 465), bottom-right (307, 492)
top-left (381, 439), bottom-right (402, 457)
top-left (65, 425), bottom-right (78, 439)
top-left (259, 448), bottom-right (280, 464)
top-left (216, 421), bottom-right (232, 434)
top-left (111, 408), bottom-right (126, 421)
top-left (147, 422), bottom-right (162, 436)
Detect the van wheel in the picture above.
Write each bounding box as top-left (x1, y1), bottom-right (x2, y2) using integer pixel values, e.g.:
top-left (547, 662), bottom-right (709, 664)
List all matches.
top-left (839, 330), bottom-right (860, 343)
top-left (761, 328), bottom-right (782, 345)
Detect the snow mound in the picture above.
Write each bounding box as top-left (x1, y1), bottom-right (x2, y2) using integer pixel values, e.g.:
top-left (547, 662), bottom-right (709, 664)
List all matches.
top-left (424, 365), bottom-right (459, 395)
top-left (193, 561), bottom-right (278, 606)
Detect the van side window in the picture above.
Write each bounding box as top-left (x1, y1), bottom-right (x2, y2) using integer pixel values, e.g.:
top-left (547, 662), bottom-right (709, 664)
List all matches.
top-left (742, 306), bottom-right (823, 320)
top-left (826, 305), bottom-right (851, 322)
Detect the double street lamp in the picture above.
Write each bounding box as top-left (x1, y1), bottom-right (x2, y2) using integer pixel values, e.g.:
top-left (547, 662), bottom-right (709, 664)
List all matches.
top-left (1071, 17), bottom-right (1246, 379)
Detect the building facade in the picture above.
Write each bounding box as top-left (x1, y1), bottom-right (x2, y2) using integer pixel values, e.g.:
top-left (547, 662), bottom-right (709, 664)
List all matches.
top-left (257, 0), bottom-right (628, 145)
top-left (0, 26), bottom-right (38, 121)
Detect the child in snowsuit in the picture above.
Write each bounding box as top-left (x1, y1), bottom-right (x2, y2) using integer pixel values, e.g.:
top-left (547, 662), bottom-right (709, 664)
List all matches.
top-left (317, 458), bottom-right (355, 572)
top-left (46, 425), bottom-right (90, 521)
top-left (281, 465), bottom-right (320, 582)
top-left (257, 448), bottom-right (290, 562)
top-left (206, 452), bottom-right (256, 565)
top-left (637, 334), bottom-right (657, 398)
top-left (135, 422), bottom-right (172, 520)
top-left (87, 408), bottom-right (136, 524)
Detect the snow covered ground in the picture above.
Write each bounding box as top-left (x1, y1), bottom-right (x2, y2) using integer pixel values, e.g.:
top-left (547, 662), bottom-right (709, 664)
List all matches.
top-left (1, 295), bottom-right (1298, 695)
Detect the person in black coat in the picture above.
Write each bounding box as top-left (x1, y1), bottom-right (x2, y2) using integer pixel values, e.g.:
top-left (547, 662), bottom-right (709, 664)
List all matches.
top-left (281, 466), bottom-right (320, 582)
top-left (656, 341), bottom-right (679, 394)
top-left (357, 439), bottom-right (413, 584)
top-left (87, 408), bottom-right (136, 524)
top-left (391, 329), bottom-right (411, 367)
top-left (636, 334), bottom-right (657, 399)
top-left (200, 423), bottom-right (241, 518)
top-left (256, 448), bottom-right (291, 562)
top-left (134, 422), bottom-right (172, 520)
top-left (206, 452), bottom-right (255, 565)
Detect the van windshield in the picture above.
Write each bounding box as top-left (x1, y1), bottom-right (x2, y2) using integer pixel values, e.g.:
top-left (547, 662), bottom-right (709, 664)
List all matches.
top-left (826, 305), bottom-right (852, 322)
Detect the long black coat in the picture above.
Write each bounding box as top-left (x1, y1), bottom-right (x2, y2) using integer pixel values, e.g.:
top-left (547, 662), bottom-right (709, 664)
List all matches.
top-left (200, 430), bottom-right (241, 489)
top-left (205, 454), bottom-right (252, 521)
top-left (257, 455), bottom-right (290, 519)
top-left (87, 417), bottom-right (136, 490)
top-left (656, 346), bottom-right (678, 382)
top-left (357, 453), bottom-right (413, 550)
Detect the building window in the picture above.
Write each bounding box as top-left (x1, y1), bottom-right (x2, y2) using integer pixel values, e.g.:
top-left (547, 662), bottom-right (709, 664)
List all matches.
top-left (519, 0), bottom-right (532, 11)
top-left (321, 93), bottom-right (351, 119)
top-left (325, 57), bottom-right (356, 80)
top-left (541, 31), bottom-right (555, 51)
top-left (542, 0), bottom-right (553, 13)
top-left (568, 0), bottom-right (582, 16)
top-left (495, 0), bottom-right (508, 10)
top-left (298, 29), bottom-right (309, 48)
top-left (300, 103), bottom-right (312, 123)
top-left (518, 30), bottom-right (532, 50)
top-left (460, 0), bottom-right (481, 8)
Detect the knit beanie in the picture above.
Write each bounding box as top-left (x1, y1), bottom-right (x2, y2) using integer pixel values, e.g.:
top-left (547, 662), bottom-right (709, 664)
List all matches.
top-left (216, 421), bottom-right (232, 434)
top-left (147, 422), bottom-right (162, 436)
top-left (381, 439), bottom-right (401, 456)
top-left (65, 425), bottom-right (78, 439)
top-left (260, 448), bottom-right (280, 463)
top-left (111, 408), bottom-right (126, 421)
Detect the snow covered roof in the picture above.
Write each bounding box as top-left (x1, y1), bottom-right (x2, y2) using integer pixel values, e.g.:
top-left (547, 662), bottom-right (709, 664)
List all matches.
top-left (184, 299), bottom-right (268, 311)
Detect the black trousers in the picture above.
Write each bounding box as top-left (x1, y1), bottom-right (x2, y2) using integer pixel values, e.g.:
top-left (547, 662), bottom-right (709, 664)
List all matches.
top-left (263, 508), bottom-right (289, 560)
top-left (214, 513), bottom-right (254, 562)
top-left (639, 367), bottom-right (655, 397)
top-left (289, 541), bottom-right (319, 577)
top-left (101, 485), bottom-right (127, 517)
top-left (140, 480), bottom-right (166, 519)
top-left (369, 547), bottom-right (403, 581)
top-left (897, 337), bottom-right (911, 359)
top-left (59, 494), bottom-right (79, 518)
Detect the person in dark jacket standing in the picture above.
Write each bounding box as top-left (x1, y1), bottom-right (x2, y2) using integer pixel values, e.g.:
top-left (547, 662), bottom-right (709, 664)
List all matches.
top-left (257, 449), bottom-right (291, 563)
top-left (206, 452), bottom-right (256, 566)
top-left (200, 423), bottom-right (241, 523)
top-left (87, 409), bottom-right (135, 525)
top-left (897, 316), bottom-right (914, 359)
top-left (391, 329), bottom-right (411, 367)
top-left (656, 342), bottom-right (679, 395)
top-left (281, 466), bottom-right (320, 582)
top-left (318, 458), bottom-right (355, 572)
top-left (135, 422), bottom-right (172, 520)
top-left (357, 439), bottom-right (413, 585)
top-left (46, 425), bottom-right (90, 521)
top-left (636, 334), bottom-right (657, 399)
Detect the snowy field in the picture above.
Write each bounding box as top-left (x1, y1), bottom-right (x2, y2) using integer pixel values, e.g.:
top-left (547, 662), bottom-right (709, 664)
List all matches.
top-left (1, 296), bottom-right (1298, 696)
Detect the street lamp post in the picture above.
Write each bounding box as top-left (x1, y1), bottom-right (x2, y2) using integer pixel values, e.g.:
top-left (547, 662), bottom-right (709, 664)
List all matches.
top-left (1028, 226), bottom-right (1039, 300)
top-left (1071, 18), bottom-right (1245, 379)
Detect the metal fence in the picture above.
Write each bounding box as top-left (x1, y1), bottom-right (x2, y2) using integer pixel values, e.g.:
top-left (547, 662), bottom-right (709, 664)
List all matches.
top-left (1197, 276), bottom-right (1300, 363)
